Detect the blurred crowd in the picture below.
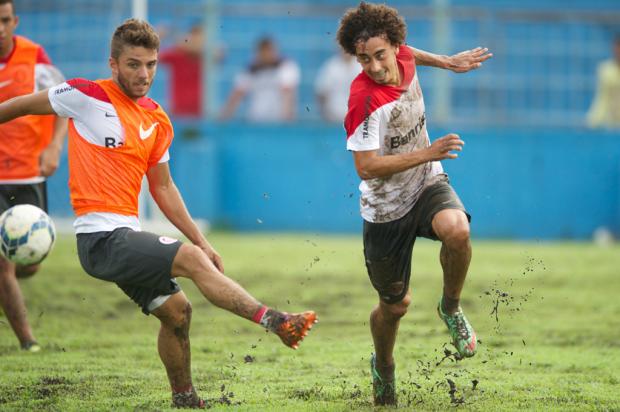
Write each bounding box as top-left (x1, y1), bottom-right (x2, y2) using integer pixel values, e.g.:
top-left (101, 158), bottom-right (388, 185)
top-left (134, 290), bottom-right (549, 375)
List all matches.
top-left (158, 23), bottom-right (620, 130)
top-left (157, 24), bottom-right (362, 124)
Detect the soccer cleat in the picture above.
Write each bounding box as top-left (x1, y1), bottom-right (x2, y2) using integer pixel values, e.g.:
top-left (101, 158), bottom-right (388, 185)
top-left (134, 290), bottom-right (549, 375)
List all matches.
top-left (274, 311), bottom-right (317, 349)
top-left (172, 389), bottom-right (206, 409)
top-left (437, 298), bottom-right (477, 358)
top-left (21, 341), bottom-right (41, 353)
top-left (370, 353), bottom-right (396, 406)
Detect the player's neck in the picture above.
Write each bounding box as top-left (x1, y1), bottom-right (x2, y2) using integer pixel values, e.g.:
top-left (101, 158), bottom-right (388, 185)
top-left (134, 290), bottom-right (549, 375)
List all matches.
top-left (0, 37), bottom-right (15, 60)
top-left (112, 78), bottom-right (140, 103)
top-left (385, 69), bottom-right (401, 87)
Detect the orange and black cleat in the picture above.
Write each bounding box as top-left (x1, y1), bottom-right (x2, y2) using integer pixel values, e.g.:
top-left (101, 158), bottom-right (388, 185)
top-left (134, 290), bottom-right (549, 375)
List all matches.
top-left (274, 311), bottom-right (318, 349)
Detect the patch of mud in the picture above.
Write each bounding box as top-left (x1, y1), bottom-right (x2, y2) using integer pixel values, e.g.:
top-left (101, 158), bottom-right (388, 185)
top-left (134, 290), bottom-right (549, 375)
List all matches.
top-left (207, 384), bottom-right (241, 407)
top-left (34, 376), bottom-right (72, 400)
top-left (290, 385), bottom-right (324, 401)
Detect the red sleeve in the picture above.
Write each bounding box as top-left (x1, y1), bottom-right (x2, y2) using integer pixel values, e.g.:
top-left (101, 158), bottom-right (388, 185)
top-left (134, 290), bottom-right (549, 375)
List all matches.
top-left (344, 82), bottom-right (375, 138)
top-left (36, 46), bottom-right (52, 64)
top-left (66, 78), bottom-right (111, 103)
top-left (344, 76), bottom-right (398, 138)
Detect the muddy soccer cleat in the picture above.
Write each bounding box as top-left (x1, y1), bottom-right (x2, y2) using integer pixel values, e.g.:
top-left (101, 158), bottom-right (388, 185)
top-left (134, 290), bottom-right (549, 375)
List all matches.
top-left (172, 387), bottom-right (206, 409)
top-left (370, 353), bottom-right (396, 406)
top-left (437, 298), bottom-right (477, 358)
top-left (274, 311), bottom-right (317, 349)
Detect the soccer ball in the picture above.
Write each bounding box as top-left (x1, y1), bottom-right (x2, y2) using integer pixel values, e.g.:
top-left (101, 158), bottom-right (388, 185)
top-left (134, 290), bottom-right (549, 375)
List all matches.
top-left (0, 204), bottom-right (56, 266)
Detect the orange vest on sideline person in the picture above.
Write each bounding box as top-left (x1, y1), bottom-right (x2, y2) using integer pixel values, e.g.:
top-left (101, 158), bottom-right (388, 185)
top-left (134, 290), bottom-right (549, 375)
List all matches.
top-left (0, 35), bottom-right (55, 179)
top-left (68, 79), bottom-right (173, 217)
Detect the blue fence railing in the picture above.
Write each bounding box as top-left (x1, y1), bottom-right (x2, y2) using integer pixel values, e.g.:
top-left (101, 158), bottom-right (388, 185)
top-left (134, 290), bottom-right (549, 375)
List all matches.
top-left (47, 122), bottom-right (620, 239)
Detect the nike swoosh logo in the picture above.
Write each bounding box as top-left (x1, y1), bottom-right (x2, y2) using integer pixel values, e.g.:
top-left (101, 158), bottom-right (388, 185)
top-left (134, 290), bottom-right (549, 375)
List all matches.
top-left (104, 112), bottom-right (117, 118)
top-left (0, 79), bottom-right (13, 88)
top-left (139, 122), bottom-right (159, 140)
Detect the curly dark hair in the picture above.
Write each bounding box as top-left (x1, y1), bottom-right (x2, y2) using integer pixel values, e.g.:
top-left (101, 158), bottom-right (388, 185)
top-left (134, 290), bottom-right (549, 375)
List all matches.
top-left (337, 2), bottom-right (407, 55)
top-left (110, 18), bottom-right (160, 59)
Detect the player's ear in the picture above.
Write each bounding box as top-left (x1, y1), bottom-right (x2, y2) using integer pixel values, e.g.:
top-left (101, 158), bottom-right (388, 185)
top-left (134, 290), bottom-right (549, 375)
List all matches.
top-left (109, 57), bottom-right (118, 75)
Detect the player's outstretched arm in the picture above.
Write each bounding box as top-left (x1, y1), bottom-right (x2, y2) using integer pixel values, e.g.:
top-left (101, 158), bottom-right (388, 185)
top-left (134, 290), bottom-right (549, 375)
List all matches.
top-left (0, 90), bottom-right (56, 124)
top-left (353, 134), bottom-right (464, 180)
top-left (146, 162), bottom-right (225, 272)
top-left (411, 46), bottom-right (492, 73)
top-left (39, 116), bottom-right (68, 177)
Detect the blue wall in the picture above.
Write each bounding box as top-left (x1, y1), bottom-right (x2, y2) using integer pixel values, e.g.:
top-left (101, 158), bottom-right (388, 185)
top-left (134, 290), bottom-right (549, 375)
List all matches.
top-left (47, 123), bottom-right (620, 240)
top-left (16, 2), bottom-right (620, 129)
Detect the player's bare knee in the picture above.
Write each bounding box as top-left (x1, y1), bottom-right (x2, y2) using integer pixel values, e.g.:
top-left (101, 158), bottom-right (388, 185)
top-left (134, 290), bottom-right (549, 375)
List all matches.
top-left (442, 220), bottom-right (470, 249)
top-left (160, 299), bottom-right (192, 332)
top-left (381, 291), bottom-right (410, 319)
top-left (16, 264), bottom-right (39, 279)
top-left (383, 302), bottom-right (408, 320)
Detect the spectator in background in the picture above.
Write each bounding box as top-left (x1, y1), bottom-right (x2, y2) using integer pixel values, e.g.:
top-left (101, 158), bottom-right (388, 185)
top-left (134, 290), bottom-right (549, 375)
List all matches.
top-left (0, 0), bottom-right (66, 353)
top-left (220, 37), bottom-right (300, 122)
top-left (587, 35), bottom-right (620, 128)
top-left (315, 49), bottom-right (360, 123)
top-left (159, 24), bottom-right (220, 118)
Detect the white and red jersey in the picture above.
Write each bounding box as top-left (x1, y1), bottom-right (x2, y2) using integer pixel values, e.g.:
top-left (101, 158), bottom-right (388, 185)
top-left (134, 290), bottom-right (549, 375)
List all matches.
top-left (345, 46), bottom-right (445, 223)
top-left (48, 78), bottom-right (172, 234)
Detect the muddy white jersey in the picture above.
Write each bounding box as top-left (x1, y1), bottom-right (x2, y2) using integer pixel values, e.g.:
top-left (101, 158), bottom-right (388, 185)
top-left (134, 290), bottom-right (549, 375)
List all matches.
top-left (345, 46), bottom-right (445, 223)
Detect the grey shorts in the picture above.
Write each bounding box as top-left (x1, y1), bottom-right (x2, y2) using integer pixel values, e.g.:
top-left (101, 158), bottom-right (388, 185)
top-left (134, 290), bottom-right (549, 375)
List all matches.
top-left (0, 182), bottom-right (47, 214)
top-left (76, 228), bottom-right (183, 315)
top-left (363, 181), bottom-right (470, 304)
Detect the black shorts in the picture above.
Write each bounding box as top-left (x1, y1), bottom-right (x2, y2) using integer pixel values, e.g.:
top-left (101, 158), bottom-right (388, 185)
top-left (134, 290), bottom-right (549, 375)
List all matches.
top-left (76, 228), bottom-right (183, 315)
top-left (0, 182), bottom-right (48, 214)
top-left (363, 181), bottom-right (471, 304)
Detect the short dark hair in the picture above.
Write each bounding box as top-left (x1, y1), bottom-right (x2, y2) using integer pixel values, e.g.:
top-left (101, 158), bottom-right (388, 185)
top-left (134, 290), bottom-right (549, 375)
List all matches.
top-left (110, 18), bottom-right (160, 59)
top-left (337, 1), bottom-right (407, 55)
top-left (0, 0), bottom-right (15, 15)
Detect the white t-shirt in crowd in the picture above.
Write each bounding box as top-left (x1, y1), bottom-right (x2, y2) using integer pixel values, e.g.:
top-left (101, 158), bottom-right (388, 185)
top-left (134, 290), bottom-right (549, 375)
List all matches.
top-left (234, 59), bottom-right (300, 122)
top-left (314, 55), bottom-right (361, 123)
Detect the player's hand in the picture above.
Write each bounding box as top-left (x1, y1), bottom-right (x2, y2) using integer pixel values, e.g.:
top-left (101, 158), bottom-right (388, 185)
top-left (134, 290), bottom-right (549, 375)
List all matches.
top-left (198, 242), bottom-right (225, 273)
top-left (39, 144), bottom-right (62, 177)
top-left (427, 134), bottom-right (464, 161)
top-left (447, 47), bottom-right (492, 73)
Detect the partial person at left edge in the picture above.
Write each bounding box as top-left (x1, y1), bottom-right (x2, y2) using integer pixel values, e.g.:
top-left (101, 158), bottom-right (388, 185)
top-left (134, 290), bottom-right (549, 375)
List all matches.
top-left (0, 0), bottom-right (67, 353)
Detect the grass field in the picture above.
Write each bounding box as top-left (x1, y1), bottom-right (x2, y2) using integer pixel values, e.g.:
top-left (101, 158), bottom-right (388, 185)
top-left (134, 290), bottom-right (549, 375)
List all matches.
top-left (0, 233), bottom-right (619, 411)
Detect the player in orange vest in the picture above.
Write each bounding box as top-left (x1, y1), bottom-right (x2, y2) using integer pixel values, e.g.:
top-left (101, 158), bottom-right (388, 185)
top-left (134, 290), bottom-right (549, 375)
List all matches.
top-left (0, 18), bottom-right (316, 408)
top-left (0, 0), bottom-right (67, 353)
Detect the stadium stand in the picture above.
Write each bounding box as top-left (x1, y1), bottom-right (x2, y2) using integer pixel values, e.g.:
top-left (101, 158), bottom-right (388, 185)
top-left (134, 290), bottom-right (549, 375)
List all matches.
top-left (11, 0), bottom-right (620, 239)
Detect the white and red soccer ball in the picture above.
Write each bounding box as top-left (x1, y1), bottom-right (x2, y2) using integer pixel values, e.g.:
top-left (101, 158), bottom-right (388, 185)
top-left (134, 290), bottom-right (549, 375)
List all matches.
top-left (0, 204), bottom-right (56, 266)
